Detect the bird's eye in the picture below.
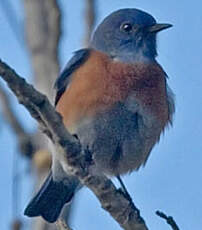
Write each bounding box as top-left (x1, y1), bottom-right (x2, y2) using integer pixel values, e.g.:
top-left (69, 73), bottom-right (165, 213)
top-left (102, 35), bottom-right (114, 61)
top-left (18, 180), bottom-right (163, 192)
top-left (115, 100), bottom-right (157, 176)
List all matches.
top-left (120, 23), bottom-right (133, 33)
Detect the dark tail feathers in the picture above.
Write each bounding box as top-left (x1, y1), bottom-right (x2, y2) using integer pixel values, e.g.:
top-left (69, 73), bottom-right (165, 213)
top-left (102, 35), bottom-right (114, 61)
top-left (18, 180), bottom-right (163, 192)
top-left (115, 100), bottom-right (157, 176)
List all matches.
top-left (24, 171), bottom-right (77, 223)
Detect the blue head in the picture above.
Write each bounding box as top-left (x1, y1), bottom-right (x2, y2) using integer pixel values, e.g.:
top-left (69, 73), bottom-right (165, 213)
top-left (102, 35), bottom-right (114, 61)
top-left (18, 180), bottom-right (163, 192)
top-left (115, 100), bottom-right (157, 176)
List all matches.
top-left (91, 8), bottom-right (172, 63)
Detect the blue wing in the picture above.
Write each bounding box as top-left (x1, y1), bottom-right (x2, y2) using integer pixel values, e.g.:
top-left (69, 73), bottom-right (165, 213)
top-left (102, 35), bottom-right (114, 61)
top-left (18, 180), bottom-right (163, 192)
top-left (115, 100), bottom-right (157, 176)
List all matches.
top-left (54, 49), bottom-right (91, 105)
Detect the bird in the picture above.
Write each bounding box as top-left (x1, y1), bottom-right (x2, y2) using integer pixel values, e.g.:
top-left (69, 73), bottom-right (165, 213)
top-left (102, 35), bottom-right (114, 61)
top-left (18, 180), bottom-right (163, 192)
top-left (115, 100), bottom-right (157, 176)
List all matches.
top-left (24, 8), bottom-right (175, 223)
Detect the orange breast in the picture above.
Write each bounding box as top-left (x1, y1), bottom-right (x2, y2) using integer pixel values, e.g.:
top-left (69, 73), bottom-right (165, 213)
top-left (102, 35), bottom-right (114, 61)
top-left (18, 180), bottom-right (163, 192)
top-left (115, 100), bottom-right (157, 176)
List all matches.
top-left (56, 50), bottom-right (169, 132)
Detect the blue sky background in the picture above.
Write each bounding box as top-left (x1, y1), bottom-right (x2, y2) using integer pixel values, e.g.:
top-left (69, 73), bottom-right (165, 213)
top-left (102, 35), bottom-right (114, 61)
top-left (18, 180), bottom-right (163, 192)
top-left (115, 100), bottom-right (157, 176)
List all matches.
top-left (0, 0), bottom-right (202, 229)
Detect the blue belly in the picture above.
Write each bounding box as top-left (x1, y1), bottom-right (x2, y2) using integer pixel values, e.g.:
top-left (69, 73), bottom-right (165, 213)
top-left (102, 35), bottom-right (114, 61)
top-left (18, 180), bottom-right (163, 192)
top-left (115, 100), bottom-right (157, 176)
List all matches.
top-left (76, 102), bottom-right (161, 175)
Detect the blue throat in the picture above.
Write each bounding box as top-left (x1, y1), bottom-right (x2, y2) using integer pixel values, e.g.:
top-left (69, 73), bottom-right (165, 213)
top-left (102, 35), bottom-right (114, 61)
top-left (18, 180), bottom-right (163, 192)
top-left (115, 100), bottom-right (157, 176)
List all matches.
top-left (91, 36), bottom-right (157, 64)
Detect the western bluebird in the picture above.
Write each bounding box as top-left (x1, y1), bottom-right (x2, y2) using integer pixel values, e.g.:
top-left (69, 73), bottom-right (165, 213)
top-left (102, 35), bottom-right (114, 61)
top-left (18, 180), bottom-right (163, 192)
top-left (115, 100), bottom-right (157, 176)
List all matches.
top-left (24, 8), bottom-right (174, 222)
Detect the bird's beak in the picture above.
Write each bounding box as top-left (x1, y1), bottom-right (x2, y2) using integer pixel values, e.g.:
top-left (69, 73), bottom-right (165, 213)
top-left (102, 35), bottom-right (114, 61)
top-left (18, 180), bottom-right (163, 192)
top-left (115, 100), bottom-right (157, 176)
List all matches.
top-left (148, 23), bottom-right (173, 33)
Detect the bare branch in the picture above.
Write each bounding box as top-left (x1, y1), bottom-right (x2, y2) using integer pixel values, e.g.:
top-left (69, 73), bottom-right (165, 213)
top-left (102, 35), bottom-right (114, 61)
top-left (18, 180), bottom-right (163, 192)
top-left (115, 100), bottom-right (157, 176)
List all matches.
top-left (0, 60), bottom-right (149, 230)
top-left (0, 84), bottom-right (34, 158)
top-left (156, 211), bottom-right (180, 230)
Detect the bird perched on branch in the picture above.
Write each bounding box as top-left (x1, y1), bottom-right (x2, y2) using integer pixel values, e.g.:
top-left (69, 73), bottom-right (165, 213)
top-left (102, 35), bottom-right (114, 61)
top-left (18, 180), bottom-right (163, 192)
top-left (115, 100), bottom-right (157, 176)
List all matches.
top-left (24, 8), bottom-right (174, 223)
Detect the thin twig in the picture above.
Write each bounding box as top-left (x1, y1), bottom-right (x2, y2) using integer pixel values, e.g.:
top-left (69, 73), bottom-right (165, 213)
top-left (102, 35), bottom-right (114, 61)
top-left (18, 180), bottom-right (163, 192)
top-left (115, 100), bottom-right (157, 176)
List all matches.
top-left (0, 59), bottom-right (149, 230)
top-left (156, 211), bottom-right (180, 230)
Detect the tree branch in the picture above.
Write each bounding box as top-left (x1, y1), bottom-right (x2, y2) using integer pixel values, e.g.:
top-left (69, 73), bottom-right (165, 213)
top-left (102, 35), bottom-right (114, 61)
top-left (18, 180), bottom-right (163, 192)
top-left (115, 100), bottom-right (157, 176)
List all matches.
top-left (0, 60), bottom-right (149, 230)
top-left (156, 211), bottom-right (180, 230)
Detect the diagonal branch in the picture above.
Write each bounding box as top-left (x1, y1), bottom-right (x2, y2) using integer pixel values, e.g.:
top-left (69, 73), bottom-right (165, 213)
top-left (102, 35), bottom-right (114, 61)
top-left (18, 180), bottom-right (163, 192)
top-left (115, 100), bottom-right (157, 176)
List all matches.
top-left (0, 59), bottom-right (148, 230)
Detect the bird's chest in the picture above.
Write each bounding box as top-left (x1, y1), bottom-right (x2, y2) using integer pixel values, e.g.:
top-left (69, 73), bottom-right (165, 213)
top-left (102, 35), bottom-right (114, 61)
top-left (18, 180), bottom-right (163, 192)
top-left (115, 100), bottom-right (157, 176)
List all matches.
top-left (95, 61), bottom-right (169, 128)
top-left (56, 54), bottom-right (169, 134)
